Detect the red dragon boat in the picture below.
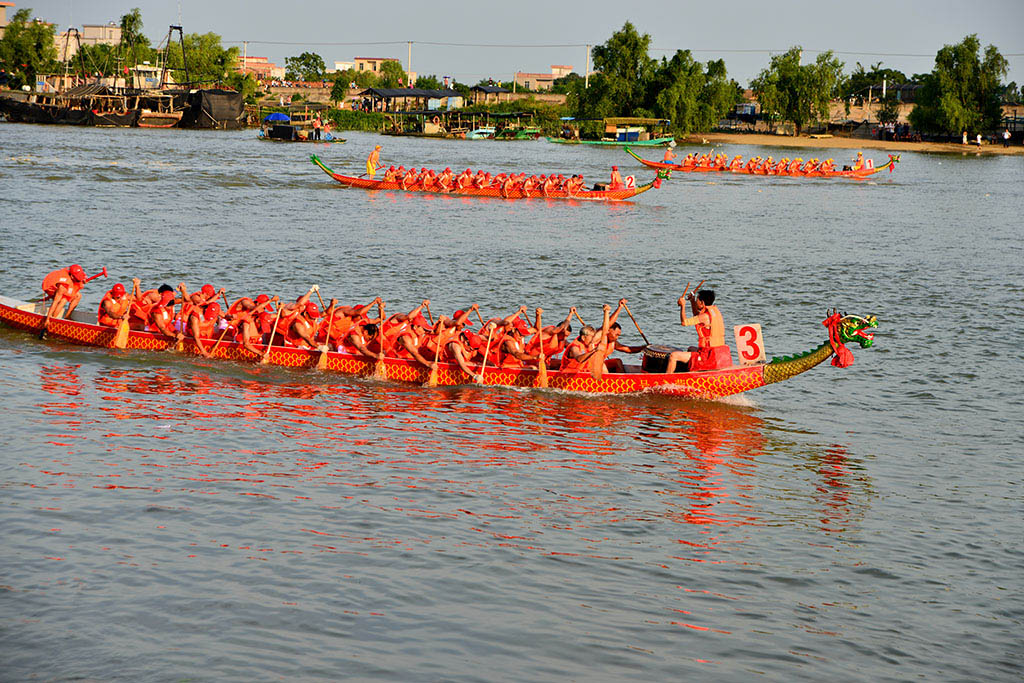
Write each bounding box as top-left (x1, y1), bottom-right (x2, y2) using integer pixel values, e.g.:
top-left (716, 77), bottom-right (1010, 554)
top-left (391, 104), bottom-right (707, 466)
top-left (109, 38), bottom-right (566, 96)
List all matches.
top-left (311, 155), bottom-right (664, 201)
top-left (1, 293), bottom-right (877, 400)
top-left (625, 147), bottom-right (900, 179)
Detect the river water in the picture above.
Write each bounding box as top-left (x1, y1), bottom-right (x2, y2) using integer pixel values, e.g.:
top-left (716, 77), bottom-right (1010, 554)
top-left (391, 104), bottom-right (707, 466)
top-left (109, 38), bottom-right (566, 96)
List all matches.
top-left (0, 123), bottom-right (1021, 681)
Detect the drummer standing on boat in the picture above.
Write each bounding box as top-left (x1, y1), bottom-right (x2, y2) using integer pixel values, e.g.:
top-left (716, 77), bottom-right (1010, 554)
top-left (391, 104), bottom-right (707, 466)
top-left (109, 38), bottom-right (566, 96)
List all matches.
top-left (366, 145), bottom-right (382, 177)
top-left (41, 264), bottom-right (88, 320)
top-left (666, 289), bottom-right (732, 373)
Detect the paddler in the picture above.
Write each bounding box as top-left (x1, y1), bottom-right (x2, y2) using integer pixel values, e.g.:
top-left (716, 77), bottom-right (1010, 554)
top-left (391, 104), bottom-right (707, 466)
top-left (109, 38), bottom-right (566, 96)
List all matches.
top-left (438, 167), bottom-right (454, 192)
top-left (560, 325), bottom-right (600, 373)
top-left (597, 300), bottom-right (646, 373)
top-left (526, 308), bottom-right (574, 362)
top-left (188, 302), bottom-right (223, 358)
top-left (149, 289), bottom-right (184, 343)
top-left (665, 289), bottom-right (732, 373)
top-left (97, 282), bottom-right (131, 328)
top-left (366, 145), bottom-right (383, 177)
top-left (41, 263), bottom-right (89, 321)
top-left (852, 151), bottom-right (865, 171)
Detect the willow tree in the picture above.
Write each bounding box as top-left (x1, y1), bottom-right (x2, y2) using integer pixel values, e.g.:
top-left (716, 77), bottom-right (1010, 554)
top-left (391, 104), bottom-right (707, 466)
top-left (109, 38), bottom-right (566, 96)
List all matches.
top-left (648, 51), bottom-right (740, 133)
top-left (751, 47), bottom-right (845, 135)
top-left (908, 34), bottom-right (1008, 134)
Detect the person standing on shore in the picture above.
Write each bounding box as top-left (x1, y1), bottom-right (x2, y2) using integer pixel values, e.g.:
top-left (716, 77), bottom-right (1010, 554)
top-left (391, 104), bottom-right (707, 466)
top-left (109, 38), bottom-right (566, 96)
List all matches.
top-left (1004, 129), bottom-right (1012, 147)
top-left (962, 131), bottom-right (968, 145)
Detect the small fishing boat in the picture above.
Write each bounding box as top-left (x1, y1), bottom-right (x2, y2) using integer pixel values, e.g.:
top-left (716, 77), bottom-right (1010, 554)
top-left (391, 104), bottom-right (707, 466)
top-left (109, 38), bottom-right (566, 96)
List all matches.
top-left (548, 117), bottom-right (675, 147)
top-left (137, 109), bottom-right (183, 128)
top-left (626, 147), bottom-right (900, 178)
top-left (0, 293), bottom-right (878, 400)
top-left (465, 127), bottom-right (496, 139)
top-left (310, 155), bottom-right (664, 202)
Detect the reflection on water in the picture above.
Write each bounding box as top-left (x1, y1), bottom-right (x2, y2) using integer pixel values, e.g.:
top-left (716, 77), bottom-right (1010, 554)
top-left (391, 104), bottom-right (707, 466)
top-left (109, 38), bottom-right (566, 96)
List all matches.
top-left (24, 362), bottom-right (868, 543)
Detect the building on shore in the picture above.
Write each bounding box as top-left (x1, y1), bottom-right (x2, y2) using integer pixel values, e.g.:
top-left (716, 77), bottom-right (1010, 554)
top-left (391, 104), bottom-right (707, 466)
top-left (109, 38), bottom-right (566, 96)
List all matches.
top-left (513, 65), bottom-right (572, 91)
top-left (236, 55), bottom-right (285, 81)
top-left (353, 57), bottom-right (415, 85)
top-left (0, 1), bottom-right (14, 38)
top-left (55, 22), bottom-right (122, 60)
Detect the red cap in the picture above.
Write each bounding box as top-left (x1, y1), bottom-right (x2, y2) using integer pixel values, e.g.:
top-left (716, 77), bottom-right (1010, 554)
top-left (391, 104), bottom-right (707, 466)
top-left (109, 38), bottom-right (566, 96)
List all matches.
top-left (255, 294), bottom-right (270, 305)
top-left (69, 264), bottom-right (86, 281)
top-left (512, 318), bottom-right (530, 335)
top-left (453, 310), bottom-right (474, 325)
top-left (612, 165), bottom-right (618, 170)
top-left (111, 283), bottom-right (126, 297)
top-left (305, 301), bottom-right (321, 318)
top-left (201, 284), bottom-right (215, 298)
top-left (444, 167), bottom-right (451, 172)
top-left (159, 291), bottom-right (175, 306)
top-left (464, 332), bottom-right (484, 349)
top-left (204, 303), bottom-right (221, 320)
top-left (411, 314), bottom-right (430, 329)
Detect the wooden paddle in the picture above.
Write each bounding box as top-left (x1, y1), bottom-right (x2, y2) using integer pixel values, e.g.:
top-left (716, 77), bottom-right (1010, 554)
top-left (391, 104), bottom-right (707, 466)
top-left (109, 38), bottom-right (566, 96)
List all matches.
top-left (426, 321), bottom-right (442, 387)
top-left (477, 323), bottom-right (495, 385)
top-left (424, 302), bottom-right (434, 326)
top-left (621, 302), bottom-right (650, 346)
top-left (535, 308), bottom-right (547, 388)
top-left (317, 304), bottom-right (335, 370)
top-left (260, 305), bottom-right (284, 365)
top-left (572, 308), bottom-right (587, 328)
top-left (475, 308), bottom-right (485, 327)
top-left (590, 305), bottom-right (611, 381)
top-left (313, 286), bottom-right (326, 311)
top-left (209, 326), bottom-right (231, 357)
top-left (372, 301), bottom-right (387, 379)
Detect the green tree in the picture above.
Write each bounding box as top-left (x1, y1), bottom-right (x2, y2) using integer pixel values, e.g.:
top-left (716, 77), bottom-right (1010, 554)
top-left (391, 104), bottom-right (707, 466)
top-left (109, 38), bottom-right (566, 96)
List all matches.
top-left (413, 73), bottom-right (442, 90)
top-left (164, 31), bottom-right (238, 85)
top-left (908, 34), bottom-right (1009, 134)
top-left (551, 71), bottom-right (583, 94)
top-left (225, 71), bottom-right (258, 103)
top-left (118, 8), bottom-right (155, 69)
top-left (751, 47), bottom-right (845, 136)
top-left (378, 59), bottom-right (407, 88)
top-left (575, 22), bottom-right (656, 118)
top-left (284, 51), bottom-right (325, 81)
top-left (645, 53), bottom-right (740, 134)
top-left (844, 61), bottom-right (908, 103)
top-left (0, 9), bottom-right (59, 89)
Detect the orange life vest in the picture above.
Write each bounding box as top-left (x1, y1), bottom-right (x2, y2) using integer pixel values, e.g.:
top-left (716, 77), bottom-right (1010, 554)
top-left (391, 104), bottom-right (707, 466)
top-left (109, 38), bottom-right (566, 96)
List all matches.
top-left (42, 269), bottom-right (82, 299)
top-left (97, 292), bottom-right (130, 327)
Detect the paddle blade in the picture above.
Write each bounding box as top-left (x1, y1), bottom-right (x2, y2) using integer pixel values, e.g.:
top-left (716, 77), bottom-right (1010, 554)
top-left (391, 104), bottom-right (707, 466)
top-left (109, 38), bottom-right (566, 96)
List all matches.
top-left (317, 348), bottom-right (328, 370)
top-left (427, 365), bottom-right (438, 387)
top-left (589, 353), bottom-right (604, 381)
top-left (372, 358), bottom-right (388, 380)
top-left (113, 319), bottom-right (129, 349)
top-left (537, 360), bottom-right (548, 388)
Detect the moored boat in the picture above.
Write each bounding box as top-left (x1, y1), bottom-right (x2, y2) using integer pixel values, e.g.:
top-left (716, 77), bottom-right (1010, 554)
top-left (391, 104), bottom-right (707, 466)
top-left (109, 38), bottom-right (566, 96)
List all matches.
top-left (0, 293), bottom-right (878, 400)
top-left (626, 146), bottom-right (900, 178)
top-left (310, 155), bottom-right (663, 202)
top-left (548, 117), bottom-right (675, 146)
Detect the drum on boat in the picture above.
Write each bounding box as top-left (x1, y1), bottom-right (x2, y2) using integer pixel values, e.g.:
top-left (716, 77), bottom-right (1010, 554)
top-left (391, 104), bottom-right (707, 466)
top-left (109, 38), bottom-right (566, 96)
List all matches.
top-left (642, 344), bottom-right (685, 373)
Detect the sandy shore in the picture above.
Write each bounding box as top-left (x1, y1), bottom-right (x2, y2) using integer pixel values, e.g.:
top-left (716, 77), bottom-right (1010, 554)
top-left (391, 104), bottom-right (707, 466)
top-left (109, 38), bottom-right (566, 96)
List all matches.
top-left (682, 132), bottom-right (1024, 156)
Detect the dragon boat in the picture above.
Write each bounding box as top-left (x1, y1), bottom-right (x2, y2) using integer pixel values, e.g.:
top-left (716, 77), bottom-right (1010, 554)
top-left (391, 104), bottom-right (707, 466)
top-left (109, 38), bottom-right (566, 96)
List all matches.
top-left (311, 155), bottom-right (663, 202)
top-left (625, 147), bottom-right (900, 178)
top-left (0, 293), bottom-right (877, 400)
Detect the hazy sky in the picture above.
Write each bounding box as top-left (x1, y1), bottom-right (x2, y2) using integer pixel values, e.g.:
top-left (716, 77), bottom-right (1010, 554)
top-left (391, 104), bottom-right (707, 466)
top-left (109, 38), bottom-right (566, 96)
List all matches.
top-left (21, 0), bottom-right (1024, 86)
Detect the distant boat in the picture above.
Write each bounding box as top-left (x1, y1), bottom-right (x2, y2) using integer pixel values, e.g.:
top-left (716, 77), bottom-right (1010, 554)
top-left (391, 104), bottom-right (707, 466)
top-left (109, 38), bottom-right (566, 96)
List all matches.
top-left (548, 117), bottom-right (675, 147)
top-left (465, 127), bottom-right (496, 139)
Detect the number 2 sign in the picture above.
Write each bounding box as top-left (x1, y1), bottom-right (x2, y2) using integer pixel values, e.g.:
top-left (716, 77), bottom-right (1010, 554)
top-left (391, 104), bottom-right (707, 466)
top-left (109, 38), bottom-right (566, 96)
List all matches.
top-left (624, 175), bottom-right (636, 189)
top-left (733, 324), bottom-right (766, 365)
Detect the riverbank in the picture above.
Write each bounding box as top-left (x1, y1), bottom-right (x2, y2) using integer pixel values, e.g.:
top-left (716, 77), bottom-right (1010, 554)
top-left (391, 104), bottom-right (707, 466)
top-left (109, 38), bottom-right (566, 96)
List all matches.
top-left (683, 132), bottom-right (1024, 155)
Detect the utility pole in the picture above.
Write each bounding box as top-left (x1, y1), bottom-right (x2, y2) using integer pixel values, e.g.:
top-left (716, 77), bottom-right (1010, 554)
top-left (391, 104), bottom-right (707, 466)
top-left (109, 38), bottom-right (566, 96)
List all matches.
top-left (882, 77), bottom-right (887, 100)
top-left (407, 41), bottom-right (412, 85)
top-left (585, 44), bottom-right (590, 89)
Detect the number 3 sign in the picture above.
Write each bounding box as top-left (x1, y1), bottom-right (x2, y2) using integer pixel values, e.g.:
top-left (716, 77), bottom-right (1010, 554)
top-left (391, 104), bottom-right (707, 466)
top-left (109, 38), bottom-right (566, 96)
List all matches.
top-left (733, 324), bottom-right (766, 365)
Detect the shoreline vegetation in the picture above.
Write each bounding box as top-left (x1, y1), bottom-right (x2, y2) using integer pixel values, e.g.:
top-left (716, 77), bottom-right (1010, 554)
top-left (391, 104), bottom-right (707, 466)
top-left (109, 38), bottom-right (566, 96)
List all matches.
top-left (684, 132), bottom-right (1024, 156)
